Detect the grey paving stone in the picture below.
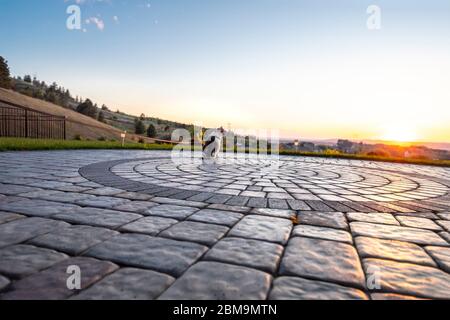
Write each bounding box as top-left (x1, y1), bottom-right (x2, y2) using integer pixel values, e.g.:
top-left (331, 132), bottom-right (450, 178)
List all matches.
top-left (397, 216), bottom-right (442, 231)
top-left (269, 277), bottom-right (368, 300)
top-left (347, 212), bottom-right (399, 225)
top-left (287, 199), bottom-right (311, 211)
top-left (75, 196), bottom-right (131, 209)
top-left (0, 245), bottom-right (68, 279)
top-left (0, 211), bottom-right (24, 224)
top-left (440, 232), bottom-right (450, 244)
top-left (229, 215), bottom-right (292, 245)
top-left (350, 222), bottom-right (448, 246)
top-left (225, 196), bottom-right (250, 207)
top-left (0, 184), bottom-right (42, 195)
top-left (323, 201), bottom-right (353, 212)
top-left (0, 275), bottom-right (9, 291)
top-left (53, 207), bottom-right (141, 229)
top-left (292, 225), bottom-right (353, 244)
top-left (267, 199), bottom-right (289, 209)
top-left (71, 268), bottom-right (175, 300)
top-left (0, 217), bottom-right (70, 248)
top-left (298, 211), bottom-right (348, 230)
top-left (20, 190), bottom-right (96, 203)
top-left (145, 204), bottom-right (199, 220)
top-left (0, 257), bottom-right (118, 300)
top-left (160, 221), bottom-right (229, 246)
top-left (204, 237), bottom-right (283, 273)
top-left (152, 197), bottom-right (207, 208)
top-left (85, 233), bottom-right (208, 277)
top-left (437, 220), bottom-right (450, 232)
top-left (355, 237), bottom-right (436, 267)
top-left (113, 201), bottom-right (159, 213)
top-left (424, 246), bottom-right (450, 273)
top-left (206, 195), bottom-right (233, 204)
top-left (250, 208), bottom-right (295, 219)
top-left (305, 201), bottom-right (334, 212)
top-left (280, 237), bottom-right (366, 289)
top-left (396, 211), bottom-right (439, 220)
top-left (0, 199), bottom-right (80, 218)
top-left (207, 203), bottom-right (250, 213)
top-left (188, 209), bottom-right (243, 227)
top-left (246, 197), bottom-right (268, 208)
top-left (370, 293), bottom-right (427, 300)
top-left (29, 225), bottom-right (119, 255)
top-left (363, 258), bottom-right (450, 299)
top-left (84, 187), bottom-right (124, 196)
top-left (115, 192), bottom-right (154, 201)
top-left (120, 216), bottom-right (178, 236)
top-left (159, 262), bottom-right (272, 300)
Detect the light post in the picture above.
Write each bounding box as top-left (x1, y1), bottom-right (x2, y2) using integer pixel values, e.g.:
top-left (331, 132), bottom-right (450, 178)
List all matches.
top-left (294, 139), bottom-right (299, 152)
top-left (121, 131), bottom-right (127, 147)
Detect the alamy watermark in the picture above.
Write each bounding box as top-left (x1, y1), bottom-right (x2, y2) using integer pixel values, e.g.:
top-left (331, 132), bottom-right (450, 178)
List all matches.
top-left (66, 265), bottom-right (81, 290)
top-left (367, 5), bottom-right (382, 30)
top-left (366, 265), bottom-right (382, 290)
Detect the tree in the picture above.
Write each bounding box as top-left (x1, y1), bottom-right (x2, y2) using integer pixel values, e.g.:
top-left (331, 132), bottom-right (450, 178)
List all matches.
top-left (0, 56), bottom-right (11, 89)
top-left (140, 113), bottom-right (146, 120)
top-left (76, 99), bottom-right (98, 119)
top-left (23, 75), bottom-right (32, 83)
top-left (97, 111), bottom-right (106, 123)
top-left (134, 119), bottom-right (146, 135)
top-left (147, 124), bottom-right (157, 138)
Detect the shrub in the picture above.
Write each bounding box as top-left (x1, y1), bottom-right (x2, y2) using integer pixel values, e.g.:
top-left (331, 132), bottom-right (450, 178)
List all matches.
top-left (74, 134), bottom-right (83, 141)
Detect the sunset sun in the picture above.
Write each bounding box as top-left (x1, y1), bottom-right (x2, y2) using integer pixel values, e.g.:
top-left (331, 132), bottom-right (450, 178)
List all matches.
top-left (381, 124), bottom-right (419, 143)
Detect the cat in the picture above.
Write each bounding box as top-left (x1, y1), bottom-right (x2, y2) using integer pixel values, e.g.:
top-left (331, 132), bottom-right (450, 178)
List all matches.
top-left (202, 127), bottom-right (225, 161)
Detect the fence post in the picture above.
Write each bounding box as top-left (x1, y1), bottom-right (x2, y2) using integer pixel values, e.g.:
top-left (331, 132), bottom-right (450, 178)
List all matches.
top-left (64, 116), bottom-right (67, 140)
top-left (25, 109), bottom-right (28, 138)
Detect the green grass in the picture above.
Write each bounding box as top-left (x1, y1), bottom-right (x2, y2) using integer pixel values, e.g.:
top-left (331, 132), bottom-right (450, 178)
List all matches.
top-left (1, 137), bottom-right (449, 167)
top-left (279, 149), bottom-right (450, 167)
top-left (0, 138), bottom-right (174, 152)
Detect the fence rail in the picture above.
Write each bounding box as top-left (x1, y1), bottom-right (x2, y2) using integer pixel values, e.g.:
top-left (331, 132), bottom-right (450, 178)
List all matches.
top-left (0, 99), bottom-right (66, 140)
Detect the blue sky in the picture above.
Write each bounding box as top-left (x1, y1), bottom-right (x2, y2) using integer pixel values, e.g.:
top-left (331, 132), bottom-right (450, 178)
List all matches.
top-left (1, 0), bottom-right (449, 142)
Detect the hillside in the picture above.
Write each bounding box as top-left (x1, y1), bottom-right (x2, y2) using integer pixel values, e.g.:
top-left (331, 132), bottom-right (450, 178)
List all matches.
top-left (0, 88), bottom-right (162, 143)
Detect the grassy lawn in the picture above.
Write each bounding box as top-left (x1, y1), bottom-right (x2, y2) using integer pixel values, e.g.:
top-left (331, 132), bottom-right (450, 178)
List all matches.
top-left (0, 138), bottom-right (174, 152)
top-left (1, 137), bottom-right (449, 167)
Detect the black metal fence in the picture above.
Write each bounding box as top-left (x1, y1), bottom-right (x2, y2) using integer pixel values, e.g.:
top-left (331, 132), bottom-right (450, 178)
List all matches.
top-left (0, 99), bottom-right (66, 140)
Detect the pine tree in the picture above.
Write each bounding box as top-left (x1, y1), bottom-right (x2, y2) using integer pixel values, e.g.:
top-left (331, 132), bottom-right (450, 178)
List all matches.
top-left (135, 119), bottom-right (146, 135)
top-left (76, 99), bottom-right (98, 119)
top-left (97, 111), bottom-right (106, 123)
top-left (0, 56), bottom-right (12, 89)
top-left (147, 124), bottom-right (157, 138)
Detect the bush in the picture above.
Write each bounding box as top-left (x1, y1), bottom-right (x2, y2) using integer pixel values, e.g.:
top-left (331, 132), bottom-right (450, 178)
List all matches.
top-left (138, 138), bottom-right (145, 144)
top-left (367, 150), bottom-right (389, 157)
top-left (98, 137), bottom-right (106, 141)
top-left (74, 134), bottom-right (83, 141)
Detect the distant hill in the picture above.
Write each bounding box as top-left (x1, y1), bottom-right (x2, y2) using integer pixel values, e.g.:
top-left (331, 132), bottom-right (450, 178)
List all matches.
top-left (8, 77), bottom-right (194, 141)
top-left (0, 88), bottom-right (165, 143)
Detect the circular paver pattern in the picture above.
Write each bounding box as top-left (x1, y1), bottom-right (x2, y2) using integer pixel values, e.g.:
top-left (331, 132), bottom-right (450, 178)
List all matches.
top-left (82, 156), bottom-right (449, 204)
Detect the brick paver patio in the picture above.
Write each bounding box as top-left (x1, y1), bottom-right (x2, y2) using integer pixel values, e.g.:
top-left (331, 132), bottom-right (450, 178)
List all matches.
top-left (0, 150), bottom-right (450, 300)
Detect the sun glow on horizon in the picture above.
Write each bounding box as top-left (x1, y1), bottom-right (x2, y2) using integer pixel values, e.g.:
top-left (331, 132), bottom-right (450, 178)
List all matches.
top-left (380, 124), bottom-right (420, 143)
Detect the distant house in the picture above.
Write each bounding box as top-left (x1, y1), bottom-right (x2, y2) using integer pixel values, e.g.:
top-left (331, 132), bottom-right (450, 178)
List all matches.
top-left (299, 142), bottom-right (315, 152)
top-left (336, 139), bottom-right (363, 154)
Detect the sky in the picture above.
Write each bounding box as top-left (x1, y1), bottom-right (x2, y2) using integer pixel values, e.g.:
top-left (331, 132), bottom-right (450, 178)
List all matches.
top-left (1, 0), bottom-right (449, 142)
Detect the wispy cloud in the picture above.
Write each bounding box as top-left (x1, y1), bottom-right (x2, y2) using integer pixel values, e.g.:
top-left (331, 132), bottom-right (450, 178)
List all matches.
top-left (86, 17), bottom-right (105, 31)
